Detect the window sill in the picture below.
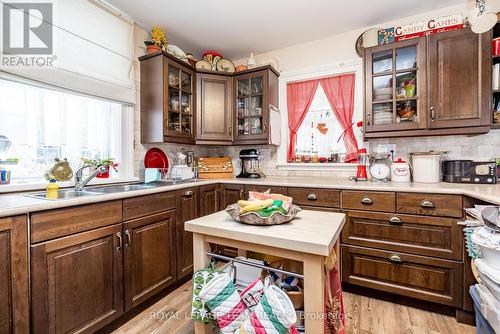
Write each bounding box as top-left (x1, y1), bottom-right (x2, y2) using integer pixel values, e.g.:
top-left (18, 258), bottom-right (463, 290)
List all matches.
top-left (0, 176), bottom-right (140, 194)
top-left (276, 163), bottom-right (357, 171)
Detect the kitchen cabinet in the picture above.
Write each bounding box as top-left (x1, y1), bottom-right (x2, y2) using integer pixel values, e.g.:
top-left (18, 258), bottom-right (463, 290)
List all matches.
top-left (31, 224), bottom-right (124, 333)
top-left (199, 184), bottom-right (219, 216)
top-left (176, 187), bottom-right (199, 280)
top-left (233, 67), bottom-right (279, 145)
top-left (428, 29), bottom-right (491, 129)
top-left (196, 73), bottom-right (233, 144)
top-left (364, 28), bottom-right (491, 138)
top-left (220, 184), bottom-right (244, 209)
top-left (123, 211), bottom-right (177, 311)
top-left (140, 52), bottom-right (196, 144)
top-left (0, 215), bottom-right (28, 333)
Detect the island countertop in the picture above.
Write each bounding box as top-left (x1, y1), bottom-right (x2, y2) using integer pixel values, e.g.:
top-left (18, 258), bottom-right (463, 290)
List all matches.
top-left (185, 210), bottom-right (346, 256)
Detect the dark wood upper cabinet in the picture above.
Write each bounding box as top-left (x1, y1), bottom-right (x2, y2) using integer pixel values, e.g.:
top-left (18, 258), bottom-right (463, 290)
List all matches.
top-left (176, 187), bottom-right (199, 280)
top-left (199, 184), bottom-right (219, 216)
top-left (428, 28), bottom-right (491, 129)
top-left (140, 52), bottom-right (196, 144)
top-left (31, 224), bottom-right (124, 334)
top-left (364, 28), bottom-right (491, 138)
top-left (233, 67), bottom-right (279, 145)
top-left (0, 216), bottom-right (29, 334)
top-left (196, 73), bottom-right (233, 144)
top-left (123, 211), bottom-right (177, 311)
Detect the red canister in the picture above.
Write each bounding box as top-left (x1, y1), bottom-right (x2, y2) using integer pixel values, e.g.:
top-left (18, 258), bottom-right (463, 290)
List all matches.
top-left (493, 37), bottom-right (500, 56)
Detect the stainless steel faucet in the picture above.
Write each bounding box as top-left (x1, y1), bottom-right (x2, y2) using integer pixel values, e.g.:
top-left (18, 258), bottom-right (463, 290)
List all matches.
top-left (74, 165), bottom-right (108, 191)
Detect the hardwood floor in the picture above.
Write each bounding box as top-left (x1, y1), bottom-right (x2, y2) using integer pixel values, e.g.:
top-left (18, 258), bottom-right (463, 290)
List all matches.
top-left (111, 280), bottom-right (475, 334)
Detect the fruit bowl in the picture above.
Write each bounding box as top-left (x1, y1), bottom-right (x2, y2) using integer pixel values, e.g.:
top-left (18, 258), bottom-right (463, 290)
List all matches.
top-left (225, 203), bottom-right (301, 226)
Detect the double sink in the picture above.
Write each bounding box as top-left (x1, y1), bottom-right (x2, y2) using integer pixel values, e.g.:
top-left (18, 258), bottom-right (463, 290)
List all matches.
top-left (25, 180), bottom-right (201, 200)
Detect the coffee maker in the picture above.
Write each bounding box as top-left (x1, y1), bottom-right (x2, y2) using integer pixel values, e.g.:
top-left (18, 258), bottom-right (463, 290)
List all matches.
top-left (237, 149), bottom-right (264, 178)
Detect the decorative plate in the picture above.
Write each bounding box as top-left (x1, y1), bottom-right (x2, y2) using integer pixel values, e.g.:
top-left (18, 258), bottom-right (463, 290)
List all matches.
top-left (196, 60), bottom-right (212, 70)
top-left (166, 44), bottom-right (188, 62)
top-left (216, 58), bottom-right (235, 73)
top-left (225, 203), bottom-right (302, 226)
top-left (211, 56), bottom-right (222, 70)
top-left (144, 148), bottom-right (169, 169)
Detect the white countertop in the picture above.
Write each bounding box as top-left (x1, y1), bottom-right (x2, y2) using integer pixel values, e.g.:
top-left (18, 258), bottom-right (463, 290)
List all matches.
top-left (0, 177), bottom-right (499, 218)
top-left (185, 210), bottom-right (345, 256)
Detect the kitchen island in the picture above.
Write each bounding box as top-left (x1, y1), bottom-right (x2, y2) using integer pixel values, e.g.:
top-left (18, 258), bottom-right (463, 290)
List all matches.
top-left (185, 209), bottom-right (346, 334)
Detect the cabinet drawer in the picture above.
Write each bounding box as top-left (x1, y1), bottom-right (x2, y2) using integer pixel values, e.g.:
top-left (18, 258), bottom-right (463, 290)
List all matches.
top-left (341, 211), bottom-right (462, 260)
top-left (31, 201), bottom-right (122, 243)
top-left (342, 245), bottom-right (462, 307)
top-left (123, 191), bottom-right (176, 220)
top-left (342, 191), bottom-right (395, 212)
top-left (288, 188), bottom-right (340, 208)
top-left (396, 193), bottom-right (462, 218)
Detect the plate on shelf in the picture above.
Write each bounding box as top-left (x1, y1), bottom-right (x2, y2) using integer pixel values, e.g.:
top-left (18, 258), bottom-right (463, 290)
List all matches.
top-left (196, 60), bottom-right (212, 70)
top-left (216, 58), bottom-right (235, 73)
top-left (166, 45), bottom-right (188, 62)
top-left (144, 148), bottom-right (169, 169)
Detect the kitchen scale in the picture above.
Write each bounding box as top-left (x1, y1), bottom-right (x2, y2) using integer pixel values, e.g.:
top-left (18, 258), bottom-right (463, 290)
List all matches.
top-left (369, 153), bottom-right (392, 182)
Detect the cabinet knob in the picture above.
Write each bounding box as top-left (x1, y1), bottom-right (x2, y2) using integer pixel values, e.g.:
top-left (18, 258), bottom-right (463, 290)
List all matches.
top-left (420, 200), bottom-right (435, 208)
top-left (361, 197), bottom-right (373, 205)
top-left (389, 254), bottom-right (403, 263)
top-left (307, 193), bottom-right (318, 201)
top-left (184, 190), bottom-right (194, 197)
top-left (429, 107), bottom-right (435, 121)
top-left (389, 216), bottom-right (402, 225)
top-left (239, 189), bottom-right (244, 199)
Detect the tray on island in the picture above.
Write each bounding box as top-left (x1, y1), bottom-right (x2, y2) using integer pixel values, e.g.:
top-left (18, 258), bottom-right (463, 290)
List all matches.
top-left (225, 203), bottom-right (301, 226)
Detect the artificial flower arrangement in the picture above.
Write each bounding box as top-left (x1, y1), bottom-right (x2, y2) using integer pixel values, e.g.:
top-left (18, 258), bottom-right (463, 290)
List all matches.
top-left (144, 25), bottom-right (168, 53)
top-left (80, 157), bottom-right (118, 178)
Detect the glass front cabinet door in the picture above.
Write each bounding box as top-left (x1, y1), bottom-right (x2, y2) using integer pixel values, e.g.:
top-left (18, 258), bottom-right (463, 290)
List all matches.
top-left (164, 58), bottom-right (195, 143)
top-left (365, 37), bottom-right (426, 134)
top-left (233, 68), bottom-right (279, 144)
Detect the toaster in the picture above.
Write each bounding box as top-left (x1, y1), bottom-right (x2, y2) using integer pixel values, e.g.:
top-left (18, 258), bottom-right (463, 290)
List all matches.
top-left (442, 160), bottom-right (497, 184)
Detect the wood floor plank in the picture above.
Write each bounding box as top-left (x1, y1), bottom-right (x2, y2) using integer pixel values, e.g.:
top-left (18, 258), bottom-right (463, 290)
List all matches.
top-left (112, 283), bottom-right (475, 334)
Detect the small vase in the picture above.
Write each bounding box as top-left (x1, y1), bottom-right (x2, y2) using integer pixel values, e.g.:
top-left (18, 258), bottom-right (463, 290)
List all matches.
top-left (96, 166), bottom-right (110, 178)
top-left (146, 44), bottom-right (161, 54)
top-left (247, 53), bottom-right (256, 68)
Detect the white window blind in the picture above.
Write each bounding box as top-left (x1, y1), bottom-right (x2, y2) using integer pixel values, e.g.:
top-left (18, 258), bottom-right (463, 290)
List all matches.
top-left (0, 0), bottom-right (135, 103)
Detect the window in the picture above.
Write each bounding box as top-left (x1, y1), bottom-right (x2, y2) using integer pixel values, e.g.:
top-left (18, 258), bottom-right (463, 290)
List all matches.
top-left (0, 78), bottom-right (134, 183)
top-left (294, 85), bottom-right (347, 161)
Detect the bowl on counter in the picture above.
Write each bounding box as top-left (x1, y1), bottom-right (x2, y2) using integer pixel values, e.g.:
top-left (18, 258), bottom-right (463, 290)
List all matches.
top-left (225, 203), bottom-right (301, 226)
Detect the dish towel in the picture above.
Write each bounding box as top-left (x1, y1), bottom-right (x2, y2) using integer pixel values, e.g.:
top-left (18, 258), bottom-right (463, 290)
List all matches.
top-left (198, 273), bottom-right (250, 333)
top-left (235, 284), bottom-right (297, 334)
top-left (191, 268), bottom-right (221, 323)
top-left (324, 249), bottom-right (345, 334)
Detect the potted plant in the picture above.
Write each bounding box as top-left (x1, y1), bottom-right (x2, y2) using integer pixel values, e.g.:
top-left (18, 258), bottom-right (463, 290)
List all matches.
top-left (80, 158), bottom-right (118, 179)
top-left (144, 25), bottom-right (168, 54)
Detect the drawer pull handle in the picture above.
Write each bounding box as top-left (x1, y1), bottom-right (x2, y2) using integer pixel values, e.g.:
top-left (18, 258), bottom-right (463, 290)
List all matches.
top-left (389, 254), bottom-right (403, 263)
top-left (361, 197), bottom-right (373, 205)
top-left (125, 229), bottom-right (131, 248)
top-left (307, 193), bottom-right (318, 201)
top-left (389, 216), bottom-right (402, 225)
top-left (420, 200), bottom-right (435, 208)
top-left (184, 190), bottom-right (194, 197)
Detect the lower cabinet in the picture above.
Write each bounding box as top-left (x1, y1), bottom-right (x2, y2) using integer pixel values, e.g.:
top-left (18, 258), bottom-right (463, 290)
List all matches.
top-left (176, 187), bottom-right (199, 280)
top-left (199, 184), bottom-right (219, 216)
top-left (342, 244), bottom-right (463, 307)
top-left (31, 224), bottom-right (124, 334)
top-left (123, 211), bottom-right (177, 311)
top-left (220, 184), bottom-right (244, 209)
top-left (0, 215), bottom-right (29, 334)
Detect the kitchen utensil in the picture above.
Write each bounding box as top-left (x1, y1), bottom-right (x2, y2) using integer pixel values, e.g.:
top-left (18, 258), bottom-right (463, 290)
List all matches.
top-left (237, 149), bottom-right (264, 179)
top-left (144, 148), bottom-right (169, 169)
top-left (410, 151), bottom-right (445, 183)
top-left (225, 203), bottom-right (301, 226)
top-left (216, 58), bottom-right (235, 72)
top-left (369, 153), bottom-right (392, 182)
top-left (442, 160), bottom-right (497, 184)
top-left (391, 158), bottom-right (411, 182)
